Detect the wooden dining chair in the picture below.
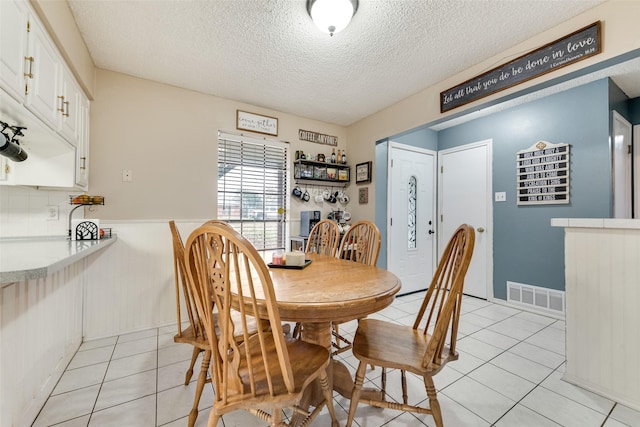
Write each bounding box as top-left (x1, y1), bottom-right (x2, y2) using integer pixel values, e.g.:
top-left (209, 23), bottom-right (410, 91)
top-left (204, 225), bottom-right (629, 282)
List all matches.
top-left (306, 219), bottom-right (341, 257)
top-left (345, 224), bottom-right (475, 427)
top-left (331, 220), bottom-right (381, 355)
top-left (337, 219), bottom-right (381, 266)
top-left (169, 220), bottom-right (264, 427)
top-left (183, 223), bottom-right (339, 427)
top-left (292, 219), bottom-right (341, 339)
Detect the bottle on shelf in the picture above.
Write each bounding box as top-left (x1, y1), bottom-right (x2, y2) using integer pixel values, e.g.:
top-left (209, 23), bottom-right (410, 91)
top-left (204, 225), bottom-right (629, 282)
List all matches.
top-left (341, 149), bottom-right (346, 164)
top-left (331, 148), bottom-right (336, 163)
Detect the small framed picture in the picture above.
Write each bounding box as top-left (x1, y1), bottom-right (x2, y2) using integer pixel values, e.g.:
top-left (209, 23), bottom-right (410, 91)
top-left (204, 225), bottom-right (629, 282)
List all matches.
top-left (356, 161), bottom-right (372, 184)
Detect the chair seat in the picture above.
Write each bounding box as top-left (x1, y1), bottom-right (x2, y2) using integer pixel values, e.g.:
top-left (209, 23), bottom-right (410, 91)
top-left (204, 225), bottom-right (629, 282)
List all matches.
top-left (174, 311), bottom-right (265, 348)
top-left (352, 319), bottom-right (456, 376)
top-left (173, 325), bottom-right (208, 349)
top-left (221, 333), bottom-right (330, 408)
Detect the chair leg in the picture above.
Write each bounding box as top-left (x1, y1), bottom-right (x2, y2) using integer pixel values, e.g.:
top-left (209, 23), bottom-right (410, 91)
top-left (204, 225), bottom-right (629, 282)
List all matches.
top-left (318, 369), bottom-right (339, 427)
top-left (207, 411), bottom-right (220, 427)
top-left (424, 376), bottom-right (443, 427)
top-left (185, 346), bottom-right (201, 385)
top-left (292, 322), bottom-right (302, 339)
top-left (346, 361), bottom-right (367, 427)
top-left (401, 369), bottom-right (408, 405)
top-left (189, 350), bottom-right (211, 427)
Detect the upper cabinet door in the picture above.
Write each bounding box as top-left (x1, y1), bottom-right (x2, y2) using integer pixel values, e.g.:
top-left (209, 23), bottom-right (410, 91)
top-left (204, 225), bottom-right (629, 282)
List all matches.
top-left (0, 0), bottom-right (28, 102)
top-left (60, 67), bottom-right (80, 144)
top-left (25, 16), bottom-right (61, 131)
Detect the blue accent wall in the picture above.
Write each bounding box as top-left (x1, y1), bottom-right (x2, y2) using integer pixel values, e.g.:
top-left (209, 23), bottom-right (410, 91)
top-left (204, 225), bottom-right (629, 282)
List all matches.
top-left (438, 79), bottom-right (611, 299)
top-left (375, 140), bottom-right (389, 268)
top-left (629, 97), bottom-right (640, 124)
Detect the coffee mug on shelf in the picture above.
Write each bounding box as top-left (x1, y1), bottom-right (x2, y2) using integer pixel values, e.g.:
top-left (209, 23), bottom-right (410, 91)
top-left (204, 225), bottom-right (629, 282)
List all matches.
top-left (323, 189), bottom-right (331, 200)
top-left (292, 186), bottom-right (302, 198)
top-left (302, 190), bottom-right (310, 202)
top-left (339, 194), bottom-right (350, 204)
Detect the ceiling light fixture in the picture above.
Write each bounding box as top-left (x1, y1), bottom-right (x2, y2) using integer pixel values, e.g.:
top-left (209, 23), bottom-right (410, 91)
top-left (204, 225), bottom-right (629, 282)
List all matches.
top-left (307, 0), bottom-right (358, 36)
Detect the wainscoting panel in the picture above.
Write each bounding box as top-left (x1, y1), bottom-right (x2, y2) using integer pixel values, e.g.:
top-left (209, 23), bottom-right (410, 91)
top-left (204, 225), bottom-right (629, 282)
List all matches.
top-left (83, 221), bottom-right (202, 340)
top-left (564, 226), bottom-right (640, 411)
top-left (0, 262), bottom-right (84, 427)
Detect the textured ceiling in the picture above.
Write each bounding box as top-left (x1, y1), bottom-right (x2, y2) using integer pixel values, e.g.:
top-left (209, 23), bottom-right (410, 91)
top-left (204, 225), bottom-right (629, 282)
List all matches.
top-left (67, 0), bottom-right (614, 126)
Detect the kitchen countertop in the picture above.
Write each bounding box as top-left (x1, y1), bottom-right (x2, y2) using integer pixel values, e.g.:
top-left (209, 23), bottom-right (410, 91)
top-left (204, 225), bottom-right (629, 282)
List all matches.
top-left (551, 218), bottom-right (640, 229)
top-left (0, 235), bottom-right (117, 285)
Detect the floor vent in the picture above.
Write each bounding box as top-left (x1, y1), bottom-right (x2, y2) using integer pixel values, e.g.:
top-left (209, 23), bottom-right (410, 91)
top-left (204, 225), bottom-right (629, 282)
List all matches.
top-left (507, 281), bottom-right (565, 315)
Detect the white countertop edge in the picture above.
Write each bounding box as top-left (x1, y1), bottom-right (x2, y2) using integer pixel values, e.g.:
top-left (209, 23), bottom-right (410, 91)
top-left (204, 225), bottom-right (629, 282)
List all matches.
top-left (551, 218), bottom-right (640, 229)
top-left (1, 236), bottom-right (117, 285)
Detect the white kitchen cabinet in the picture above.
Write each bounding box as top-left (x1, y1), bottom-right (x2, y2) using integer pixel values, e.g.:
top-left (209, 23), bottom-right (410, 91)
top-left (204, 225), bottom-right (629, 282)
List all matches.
top-left (25, 14), bottom-right (62, 133)
top-left (0, 0), bottom-right (28, 103)
top-left (0, 0), bottom-right (90, 188)
top-left (59, 67), bottom-right (80, 144)
top-left (75, 95), bottom-right (90, 189)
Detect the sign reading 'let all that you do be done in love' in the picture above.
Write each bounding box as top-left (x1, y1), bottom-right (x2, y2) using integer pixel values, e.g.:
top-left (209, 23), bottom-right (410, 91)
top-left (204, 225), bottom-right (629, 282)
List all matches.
top-left (441, 21), bottom-right (601, 112)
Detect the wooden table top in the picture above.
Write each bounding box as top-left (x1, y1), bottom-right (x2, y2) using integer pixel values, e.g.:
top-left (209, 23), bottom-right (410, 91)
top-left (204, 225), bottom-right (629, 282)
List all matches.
top-left (267, 253), bottom-right (401, 323)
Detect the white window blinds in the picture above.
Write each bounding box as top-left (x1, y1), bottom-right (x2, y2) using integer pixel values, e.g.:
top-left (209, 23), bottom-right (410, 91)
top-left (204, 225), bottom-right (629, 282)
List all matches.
top-left (217, 132), bottom-right (288, 251)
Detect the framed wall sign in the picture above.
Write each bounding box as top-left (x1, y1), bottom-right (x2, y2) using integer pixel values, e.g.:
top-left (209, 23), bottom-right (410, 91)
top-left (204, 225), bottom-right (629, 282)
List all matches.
top-left (356, 161), bottom-right (372, 184)
top-left (236, 110), bottom-right (278, 136)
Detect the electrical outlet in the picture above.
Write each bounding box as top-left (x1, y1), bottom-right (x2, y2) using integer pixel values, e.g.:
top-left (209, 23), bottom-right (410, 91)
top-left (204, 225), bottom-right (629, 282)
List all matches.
top-left (495, 192), bottom-right (507, 202)
top-left (47, 205), bottom-right (59, 220)
top-left (122, 169), bottom-right (133, 182)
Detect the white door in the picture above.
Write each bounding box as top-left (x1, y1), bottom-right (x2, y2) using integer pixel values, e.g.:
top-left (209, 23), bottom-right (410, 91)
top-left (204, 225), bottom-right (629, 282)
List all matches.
top-left (438, 140), bottom-right (492, 299)
top-left (387, 143), bottom-right (436, 295)
top-left (612, 111), bottom-right (632, 218)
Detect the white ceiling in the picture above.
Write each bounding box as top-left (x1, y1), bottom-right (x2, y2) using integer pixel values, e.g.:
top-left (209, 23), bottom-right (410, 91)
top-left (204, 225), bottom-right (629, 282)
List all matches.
top-left (67, 0), bottom-right (629, 127)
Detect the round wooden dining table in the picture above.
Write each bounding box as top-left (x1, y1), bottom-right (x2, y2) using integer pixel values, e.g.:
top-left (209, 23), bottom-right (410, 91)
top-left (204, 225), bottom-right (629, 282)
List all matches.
top-left (267, 252), bottom-right (401, 402)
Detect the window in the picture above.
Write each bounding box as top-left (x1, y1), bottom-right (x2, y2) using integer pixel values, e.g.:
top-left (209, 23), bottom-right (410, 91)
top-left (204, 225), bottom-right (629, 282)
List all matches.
top-left (408, 175), bottom-right (417, 249)
top-left (217, 132), bottom-right (288, 251)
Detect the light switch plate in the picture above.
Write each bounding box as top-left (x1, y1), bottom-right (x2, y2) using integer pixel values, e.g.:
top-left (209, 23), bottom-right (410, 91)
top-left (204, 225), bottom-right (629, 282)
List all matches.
top-left (495, 192), bottom-right (507, 202)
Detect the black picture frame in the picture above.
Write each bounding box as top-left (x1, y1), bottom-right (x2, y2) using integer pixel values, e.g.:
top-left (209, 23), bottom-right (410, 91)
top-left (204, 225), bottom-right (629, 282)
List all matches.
top-left (356, 161), bottom-right (372, 184)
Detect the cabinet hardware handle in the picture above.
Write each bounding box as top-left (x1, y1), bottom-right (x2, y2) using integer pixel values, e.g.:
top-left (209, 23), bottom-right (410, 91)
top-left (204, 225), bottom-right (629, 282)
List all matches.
top-left (80, 157), bottom-right (86, 170)
top-left (57, 96), bottom-right (65, 113)
top-left (477, 227), bottom-right (485, 233)
top-left (63, 101), bottom-right (70, 117)
top-left (24, 56), bottom-right (34, 78)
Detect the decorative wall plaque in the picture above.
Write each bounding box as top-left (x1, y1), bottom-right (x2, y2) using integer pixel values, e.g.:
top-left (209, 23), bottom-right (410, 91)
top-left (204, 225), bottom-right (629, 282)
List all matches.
top-left (298, 129), bottom-right (338, 146)
top-left (236, 110), bottom-right (278, 136)
top-left (516, 141), bottom-right (570, 205)
top-left (441, 22), bottom-right (601, 112)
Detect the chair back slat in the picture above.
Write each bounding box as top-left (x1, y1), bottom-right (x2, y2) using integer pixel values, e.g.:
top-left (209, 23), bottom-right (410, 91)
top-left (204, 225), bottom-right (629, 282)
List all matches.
top-left (184, 224), bottom-right (296, 406)
top-left (412, 224), bottom-right (475, 370)
top-left (169, 221), bottom-right (206, 341)
top-left (306, 219), bottom-right (341, 256)
top-left (338, 220), bottom-right (381, 265)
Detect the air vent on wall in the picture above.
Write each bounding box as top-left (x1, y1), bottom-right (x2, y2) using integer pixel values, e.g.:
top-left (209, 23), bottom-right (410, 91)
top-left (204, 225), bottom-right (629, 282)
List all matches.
top-left (507, 281), bottom-right (565, 316)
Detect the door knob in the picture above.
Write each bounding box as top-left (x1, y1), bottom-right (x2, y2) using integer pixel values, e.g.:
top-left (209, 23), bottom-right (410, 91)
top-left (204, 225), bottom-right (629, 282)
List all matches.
top-left (477, 227), bottom-right (485, 233)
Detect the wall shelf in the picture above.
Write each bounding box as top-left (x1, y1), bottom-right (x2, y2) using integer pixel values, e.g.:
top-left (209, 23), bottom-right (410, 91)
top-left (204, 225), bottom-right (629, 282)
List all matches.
top-left (294, 159), bottom-right (350, 184)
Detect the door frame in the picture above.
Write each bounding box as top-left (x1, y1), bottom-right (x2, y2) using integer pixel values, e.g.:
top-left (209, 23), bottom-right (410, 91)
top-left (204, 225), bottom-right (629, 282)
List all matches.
top-left (612, 110), bottom-right (632, 218)
top-left (437, 139), bottom-right (494, 301)
top-left (386, 141), bottom-right (438, 282)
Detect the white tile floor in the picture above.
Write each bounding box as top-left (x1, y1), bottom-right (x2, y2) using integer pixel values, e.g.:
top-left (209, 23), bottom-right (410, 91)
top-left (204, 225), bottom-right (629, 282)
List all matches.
top-left (33, 293), bottom-right (640, 427)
